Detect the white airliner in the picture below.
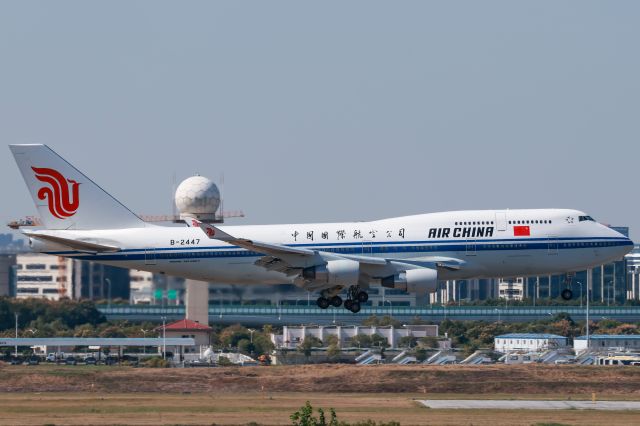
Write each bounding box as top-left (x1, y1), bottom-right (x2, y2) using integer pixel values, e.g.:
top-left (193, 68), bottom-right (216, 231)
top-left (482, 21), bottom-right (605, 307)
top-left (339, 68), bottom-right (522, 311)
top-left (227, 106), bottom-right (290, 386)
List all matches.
top-left (9, 145), bottom-right (634, 312)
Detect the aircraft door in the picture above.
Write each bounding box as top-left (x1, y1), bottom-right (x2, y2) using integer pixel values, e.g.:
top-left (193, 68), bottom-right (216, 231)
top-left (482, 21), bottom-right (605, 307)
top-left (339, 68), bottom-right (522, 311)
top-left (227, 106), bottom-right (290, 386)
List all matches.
top-left (547, 237), bottom-right (558, 255)
top-left (145, 248), bottom-right (157, 265)
top-left (466, 239), bottom-right (477, 256)
top-left (362, 239), bottom-right (374, 256)
top-left (495, 212), bottom-right (507, 232)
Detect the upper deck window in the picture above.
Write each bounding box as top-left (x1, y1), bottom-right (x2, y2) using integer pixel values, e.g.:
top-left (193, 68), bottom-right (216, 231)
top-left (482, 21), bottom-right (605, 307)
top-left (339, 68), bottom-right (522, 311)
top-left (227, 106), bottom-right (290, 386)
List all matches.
top-left (579, 216), bottom-right (595, 222)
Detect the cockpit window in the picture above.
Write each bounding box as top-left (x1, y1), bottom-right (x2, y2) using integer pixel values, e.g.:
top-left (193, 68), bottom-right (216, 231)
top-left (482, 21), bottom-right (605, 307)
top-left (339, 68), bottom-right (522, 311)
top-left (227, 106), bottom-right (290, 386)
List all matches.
top-left (579, 215), bottom-right (595, 222)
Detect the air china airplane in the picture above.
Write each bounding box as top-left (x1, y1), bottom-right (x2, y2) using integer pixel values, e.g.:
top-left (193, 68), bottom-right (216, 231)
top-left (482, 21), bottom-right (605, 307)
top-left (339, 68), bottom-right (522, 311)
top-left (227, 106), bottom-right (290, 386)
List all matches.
top-left (9, 145), bottom-right (634, 312)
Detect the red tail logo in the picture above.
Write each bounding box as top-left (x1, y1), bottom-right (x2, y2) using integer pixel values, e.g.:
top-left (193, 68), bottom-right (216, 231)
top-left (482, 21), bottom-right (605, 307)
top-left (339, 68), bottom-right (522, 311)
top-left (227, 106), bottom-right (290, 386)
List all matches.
top-left (31, 167), bottom-right (80, 219)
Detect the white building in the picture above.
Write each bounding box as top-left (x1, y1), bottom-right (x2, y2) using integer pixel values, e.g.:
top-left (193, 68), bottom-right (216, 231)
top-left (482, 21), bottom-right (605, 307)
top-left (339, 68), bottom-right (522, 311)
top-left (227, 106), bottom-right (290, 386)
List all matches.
top-left (574, 335), bottom-right (640, 354)
top-left (498, 278), bottom-right (524, 301)
top-left (626, 247), bottom-right (640, 300)
top-left (271, 324), bottom-right (442, 349)
top-left (129, 270), bottom-right (154, 304)
top-left (16, 253), bottom-right (73, 300)
top-left (494, 333), bottom-right (568, 353)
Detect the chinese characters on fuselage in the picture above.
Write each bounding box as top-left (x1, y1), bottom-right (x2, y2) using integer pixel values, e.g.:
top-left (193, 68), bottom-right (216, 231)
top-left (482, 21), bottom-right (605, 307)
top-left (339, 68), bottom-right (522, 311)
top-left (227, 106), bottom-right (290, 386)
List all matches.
top-left (290, 228), bottom-right (406, 241)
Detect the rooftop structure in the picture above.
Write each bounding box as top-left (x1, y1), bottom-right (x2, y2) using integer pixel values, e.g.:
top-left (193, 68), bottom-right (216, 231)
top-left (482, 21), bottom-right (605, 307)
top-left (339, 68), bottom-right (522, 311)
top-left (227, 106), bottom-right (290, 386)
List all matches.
top-left (155, 319), bottom-right (212, 352)
top-left (272, 324), bottom-right (441, 350)
top-left (495, 333), bottom-right (568, 352)
top-left (574, 334), bottom-right (640, 353)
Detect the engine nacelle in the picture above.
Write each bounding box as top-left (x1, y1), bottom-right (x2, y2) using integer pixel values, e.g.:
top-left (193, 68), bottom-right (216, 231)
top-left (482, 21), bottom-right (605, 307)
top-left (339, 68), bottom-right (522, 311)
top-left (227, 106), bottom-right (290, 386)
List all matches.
top-left (302, 259), bottom-right (360, 286)
top-left (381, 268), bottom-right (438, 295)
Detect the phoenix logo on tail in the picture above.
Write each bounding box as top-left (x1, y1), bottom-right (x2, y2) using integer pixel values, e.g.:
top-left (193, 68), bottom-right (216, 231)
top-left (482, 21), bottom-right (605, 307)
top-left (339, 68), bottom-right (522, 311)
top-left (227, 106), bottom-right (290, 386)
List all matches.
top-left (31, 166), bottom-right (80, 219)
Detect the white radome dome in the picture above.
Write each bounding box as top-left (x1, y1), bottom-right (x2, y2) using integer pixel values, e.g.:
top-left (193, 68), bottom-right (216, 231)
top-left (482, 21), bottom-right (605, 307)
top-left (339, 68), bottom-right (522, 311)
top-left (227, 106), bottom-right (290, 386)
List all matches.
top-left (175, 175), bottom-right (220, 221)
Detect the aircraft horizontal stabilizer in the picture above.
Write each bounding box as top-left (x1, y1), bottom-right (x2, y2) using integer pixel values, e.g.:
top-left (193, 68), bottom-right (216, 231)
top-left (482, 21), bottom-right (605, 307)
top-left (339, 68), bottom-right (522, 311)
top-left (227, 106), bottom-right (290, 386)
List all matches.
top-left (23, 231), bottom-right (121, 254)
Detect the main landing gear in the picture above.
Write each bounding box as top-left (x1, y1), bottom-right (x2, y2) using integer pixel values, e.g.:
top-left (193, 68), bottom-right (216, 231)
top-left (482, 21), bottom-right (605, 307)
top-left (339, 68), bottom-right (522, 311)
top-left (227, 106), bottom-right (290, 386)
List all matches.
top-left (561, 274), bottom-right (574, 301)
top-left (315, 285), bottom-right (369, 313)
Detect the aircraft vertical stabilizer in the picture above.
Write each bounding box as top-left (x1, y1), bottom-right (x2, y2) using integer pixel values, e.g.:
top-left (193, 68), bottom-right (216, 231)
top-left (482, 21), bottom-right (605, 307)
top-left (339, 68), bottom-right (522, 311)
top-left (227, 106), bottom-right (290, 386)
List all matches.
top-left (9, 144), bottom-right (145, 230)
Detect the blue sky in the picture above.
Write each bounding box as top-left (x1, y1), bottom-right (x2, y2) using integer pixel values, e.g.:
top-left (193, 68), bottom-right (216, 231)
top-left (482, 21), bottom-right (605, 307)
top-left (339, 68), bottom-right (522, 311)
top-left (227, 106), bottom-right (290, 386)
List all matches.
top-left (1, 1), bottom-right (639, 239)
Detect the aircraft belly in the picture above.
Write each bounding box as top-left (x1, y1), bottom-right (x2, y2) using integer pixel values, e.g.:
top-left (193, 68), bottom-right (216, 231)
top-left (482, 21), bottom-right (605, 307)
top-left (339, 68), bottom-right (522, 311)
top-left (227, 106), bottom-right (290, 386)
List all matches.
top-left (91, 256), bottom-right (292, 285)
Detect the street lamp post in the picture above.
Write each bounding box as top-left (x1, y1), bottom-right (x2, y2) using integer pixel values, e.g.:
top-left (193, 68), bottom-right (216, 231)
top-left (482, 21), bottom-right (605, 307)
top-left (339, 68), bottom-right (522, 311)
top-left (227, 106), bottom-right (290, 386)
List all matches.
top-left (219, 295), bottom-right (223, 319)
top-left (160, 316), bottom-right (167, 360)
top-left (141, 329), bottom-right (150, 354)
top-left (586, 288), bottom-right (590, 350)
top-left (248, 329), bottom-right (255, 344)
top-left (105, 278), bottom-right (112, 309)
top-left (576, 281), bottom-right (583, 308)
top-left (384, 300), bottom-right (392, 319)
top-left (14, 313), bottom-right (19, 357)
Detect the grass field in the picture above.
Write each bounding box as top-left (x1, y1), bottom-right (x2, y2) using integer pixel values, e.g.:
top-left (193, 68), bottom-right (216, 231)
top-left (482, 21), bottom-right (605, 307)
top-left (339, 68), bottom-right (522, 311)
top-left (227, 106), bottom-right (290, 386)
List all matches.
top-left (1, 364), bottom-right (640, 425)
top-left (1, 392), bottom-right (640, 425)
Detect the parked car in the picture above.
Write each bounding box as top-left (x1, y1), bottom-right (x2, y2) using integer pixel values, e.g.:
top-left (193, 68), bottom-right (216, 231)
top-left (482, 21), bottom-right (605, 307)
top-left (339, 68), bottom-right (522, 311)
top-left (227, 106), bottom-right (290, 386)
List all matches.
top-left (84, 356), bottom-right (97, 365)
top-left (64, 356), bottom-right (78, 365)
top-left (104, 356), bottom-right (119, 366)
top-left (27, 356), bottom-right (40, 365)
top-left (10, 357), bottom-right (23, 365)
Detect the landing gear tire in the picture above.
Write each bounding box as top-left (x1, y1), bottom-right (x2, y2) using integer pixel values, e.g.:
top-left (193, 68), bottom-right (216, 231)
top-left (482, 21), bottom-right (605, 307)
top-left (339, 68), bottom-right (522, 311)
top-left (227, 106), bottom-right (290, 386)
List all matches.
top-left (344, 299), bottom-right (354, 311)
top-left (357, 291), bottom-right (368, 303)
top-left (350, 302), bottom-right (361, 313)
top-left (316, 297), bottom-right (330, 309)
top-left (330, 295), bottom-right (343, 307)
top-left (561, 288), bottom-right (573, 301)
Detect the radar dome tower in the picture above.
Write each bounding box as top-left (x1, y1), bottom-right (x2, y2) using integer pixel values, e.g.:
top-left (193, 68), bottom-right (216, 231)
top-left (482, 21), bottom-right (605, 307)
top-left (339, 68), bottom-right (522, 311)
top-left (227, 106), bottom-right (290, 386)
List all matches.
top-left (174, 175), bottom-right (221, 223)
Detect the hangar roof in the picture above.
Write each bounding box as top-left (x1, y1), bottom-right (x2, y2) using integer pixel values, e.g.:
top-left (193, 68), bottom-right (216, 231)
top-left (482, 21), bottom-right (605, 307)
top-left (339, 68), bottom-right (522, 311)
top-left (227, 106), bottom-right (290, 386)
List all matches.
top-left (496, 333), bottom-right (566, 340)
top-left (575, 335), bottom-right (640, 340)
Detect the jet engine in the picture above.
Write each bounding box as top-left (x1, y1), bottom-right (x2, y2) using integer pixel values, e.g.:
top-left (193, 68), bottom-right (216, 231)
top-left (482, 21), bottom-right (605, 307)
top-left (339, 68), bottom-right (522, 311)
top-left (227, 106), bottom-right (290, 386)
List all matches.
top-left (302, 259), bottom-right (360, 286)
top-left (380, 268), bottom-right (438, 295)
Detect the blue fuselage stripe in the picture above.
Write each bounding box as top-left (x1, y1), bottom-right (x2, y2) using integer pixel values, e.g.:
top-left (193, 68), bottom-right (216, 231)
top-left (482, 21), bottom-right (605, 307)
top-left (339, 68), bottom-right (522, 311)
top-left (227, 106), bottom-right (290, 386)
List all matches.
top-left (53, 238), bottom-right (633, 262)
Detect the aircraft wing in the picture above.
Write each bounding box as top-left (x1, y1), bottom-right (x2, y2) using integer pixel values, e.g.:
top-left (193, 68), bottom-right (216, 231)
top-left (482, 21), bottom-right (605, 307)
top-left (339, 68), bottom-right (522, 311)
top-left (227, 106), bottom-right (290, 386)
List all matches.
top-left (185, 218), bottom-right (316, 257)
top-left (187, 218), bottom-right (465, 291)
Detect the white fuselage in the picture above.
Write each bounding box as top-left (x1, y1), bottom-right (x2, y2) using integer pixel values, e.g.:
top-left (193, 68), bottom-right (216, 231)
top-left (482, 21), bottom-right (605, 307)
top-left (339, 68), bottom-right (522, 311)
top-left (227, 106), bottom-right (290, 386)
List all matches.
top-left (33, 208), bottom-right (632, 286)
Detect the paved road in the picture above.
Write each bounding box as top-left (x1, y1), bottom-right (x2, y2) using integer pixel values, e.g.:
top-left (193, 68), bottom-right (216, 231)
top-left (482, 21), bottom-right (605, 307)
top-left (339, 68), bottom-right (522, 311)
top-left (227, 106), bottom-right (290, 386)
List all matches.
top-left (419, 400), bottom-right (640, 410)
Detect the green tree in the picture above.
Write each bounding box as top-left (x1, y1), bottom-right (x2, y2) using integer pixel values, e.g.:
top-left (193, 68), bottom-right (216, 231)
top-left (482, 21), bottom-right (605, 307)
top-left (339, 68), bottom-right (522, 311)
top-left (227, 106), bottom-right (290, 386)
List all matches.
top-left (290, 401), bottom-right (338, 426)
top-left (370, 334), bottom-right (389, 349)
top-left (349, 334), bottom-right (372, 348)
top-left (361, 315), bottom-right (402, 328)
top-left (219, 324), bottom-right (251, 348)
top-left (418, 337), bottom-right (439, 349)
top-left (326, 343), bottom-right (341, 362)
top-left (414, 348), bottom-right (428, 362)
top-left (397, 336), bottom-right (417, 348)
top-left (298, 336), bottom-right (323, 359)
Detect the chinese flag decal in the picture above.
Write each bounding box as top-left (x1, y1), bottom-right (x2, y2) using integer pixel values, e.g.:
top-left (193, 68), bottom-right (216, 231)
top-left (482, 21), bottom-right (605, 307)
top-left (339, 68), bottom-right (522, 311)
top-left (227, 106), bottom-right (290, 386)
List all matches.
top-left (513, 226), bottom-right (530, 236)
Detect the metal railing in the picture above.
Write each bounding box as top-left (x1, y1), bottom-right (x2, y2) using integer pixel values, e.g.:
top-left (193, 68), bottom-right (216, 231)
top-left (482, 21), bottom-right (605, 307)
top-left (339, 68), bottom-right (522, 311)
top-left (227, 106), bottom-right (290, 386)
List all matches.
top-left (97, 304), bottom-right (640, 318)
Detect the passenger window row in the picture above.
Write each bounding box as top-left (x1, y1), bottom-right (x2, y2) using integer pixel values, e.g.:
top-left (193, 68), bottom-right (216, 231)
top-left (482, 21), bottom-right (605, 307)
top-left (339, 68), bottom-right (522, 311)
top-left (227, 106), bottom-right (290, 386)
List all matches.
top-left (509, 219), bottom-right (551, 224)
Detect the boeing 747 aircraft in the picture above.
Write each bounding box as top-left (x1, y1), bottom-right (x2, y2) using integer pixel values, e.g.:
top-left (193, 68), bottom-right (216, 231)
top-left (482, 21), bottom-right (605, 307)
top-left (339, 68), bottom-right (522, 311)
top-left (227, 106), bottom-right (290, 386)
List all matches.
top-left (9, 145), bottom-right (634, 312)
